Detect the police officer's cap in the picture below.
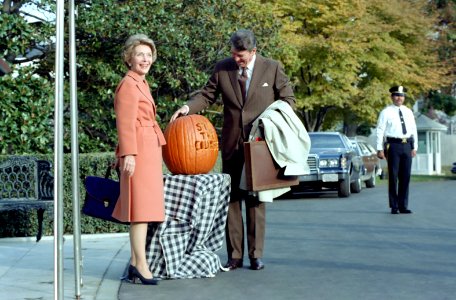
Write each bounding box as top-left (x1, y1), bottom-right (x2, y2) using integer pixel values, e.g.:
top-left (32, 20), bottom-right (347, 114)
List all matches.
top-left (389, 85), bottom-right (407, 96)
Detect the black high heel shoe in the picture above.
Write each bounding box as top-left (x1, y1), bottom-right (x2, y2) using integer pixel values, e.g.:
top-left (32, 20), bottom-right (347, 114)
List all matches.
top-left (121, 264), bottom-right (135, 281)
top-left (128, 264), bottom-right (134, 280)
top-left (131, 266), bottom-right (159, 285)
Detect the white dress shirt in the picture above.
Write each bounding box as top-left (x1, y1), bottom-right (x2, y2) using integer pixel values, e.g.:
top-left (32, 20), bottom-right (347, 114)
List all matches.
top-left (376, 104), bottom-right (418, 151)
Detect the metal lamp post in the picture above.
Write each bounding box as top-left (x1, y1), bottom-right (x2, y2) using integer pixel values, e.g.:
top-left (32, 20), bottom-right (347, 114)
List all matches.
top-left (54, 0), bottom-right (82, 299)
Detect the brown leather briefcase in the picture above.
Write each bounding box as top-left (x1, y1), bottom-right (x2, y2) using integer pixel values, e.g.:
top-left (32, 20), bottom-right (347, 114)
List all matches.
top-left (244, 141), bottom-right (299, 191)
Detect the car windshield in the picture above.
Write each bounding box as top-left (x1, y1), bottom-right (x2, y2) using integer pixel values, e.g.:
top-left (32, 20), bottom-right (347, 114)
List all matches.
top-left (310, 135), bottom-right (345, 149)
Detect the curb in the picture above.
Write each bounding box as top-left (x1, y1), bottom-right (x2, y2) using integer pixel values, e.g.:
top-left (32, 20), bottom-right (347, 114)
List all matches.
top-left (0, 232), bottom-right (129, 243)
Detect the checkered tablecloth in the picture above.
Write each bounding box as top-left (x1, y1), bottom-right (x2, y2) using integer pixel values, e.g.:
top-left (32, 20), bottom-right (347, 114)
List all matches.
top-left (146, 173), bottom-right (231, 279)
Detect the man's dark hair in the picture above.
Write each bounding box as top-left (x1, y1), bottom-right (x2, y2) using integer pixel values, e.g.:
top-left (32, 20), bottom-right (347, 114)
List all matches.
top-left (230, 29), bottom-right (257, 51)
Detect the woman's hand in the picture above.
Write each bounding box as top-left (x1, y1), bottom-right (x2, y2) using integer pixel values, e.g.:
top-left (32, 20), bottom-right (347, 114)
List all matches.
top-left (122, 155), bottom-right (135, 177)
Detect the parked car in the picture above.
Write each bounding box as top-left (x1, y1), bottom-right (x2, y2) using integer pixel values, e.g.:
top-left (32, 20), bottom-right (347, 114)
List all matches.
top-left (451, 162), bottom-right (456, 174)
top-left (293, 132), bottom-right (363, 197)
top-left (349, 138), bottom-right (383, 188)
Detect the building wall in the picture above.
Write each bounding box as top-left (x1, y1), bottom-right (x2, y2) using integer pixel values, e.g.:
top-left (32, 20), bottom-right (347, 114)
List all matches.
top-left (441, 134), bottom-right (456, 166)
top-left (366, 130), bottom-right (456, 174)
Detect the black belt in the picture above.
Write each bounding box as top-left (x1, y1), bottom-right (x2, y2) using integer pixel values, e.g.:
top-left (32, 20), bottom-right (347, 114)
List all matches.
top-left (386, 137), bottom-right (413, 144)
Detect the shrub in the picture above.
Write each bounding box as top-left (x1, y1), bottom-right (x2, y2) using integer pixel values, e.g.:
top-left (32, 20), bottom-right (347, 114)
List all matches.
top-left (0, 153), bottom-right (128, 238)
top-left (0, 152), bottom-right (222, 238)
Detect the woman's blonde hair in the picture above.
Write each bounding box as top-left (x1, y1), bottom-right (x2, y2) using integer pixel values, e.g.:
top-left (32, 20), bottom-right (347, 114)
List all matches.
top-left (122, 34), bottom-right (157, 68)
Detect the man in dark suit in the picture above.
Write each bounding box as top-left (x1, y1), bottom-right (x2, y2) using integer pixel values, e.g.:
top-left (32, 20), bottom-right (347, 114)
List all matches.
top-left (170, 29), bottom-right (295, 270)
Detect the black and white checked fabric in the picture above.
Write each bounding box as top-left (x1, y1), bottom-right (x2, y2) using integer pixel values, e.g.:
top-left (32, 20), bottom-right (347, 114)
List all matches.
top-left (146, 173), bottom-right (231, 279)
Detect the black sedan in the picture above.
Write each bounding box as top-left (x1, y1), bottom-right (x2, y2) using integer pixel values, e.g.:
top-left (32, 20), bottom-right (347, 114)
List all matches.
top-left (293, 132), bottom-right (363, 197)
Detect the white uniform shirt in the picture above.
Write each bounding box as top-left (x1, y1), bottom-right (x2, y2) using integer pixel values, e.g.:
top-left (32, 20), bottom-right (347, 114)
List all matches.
top-left (376, 104), bottom-right (418, 151)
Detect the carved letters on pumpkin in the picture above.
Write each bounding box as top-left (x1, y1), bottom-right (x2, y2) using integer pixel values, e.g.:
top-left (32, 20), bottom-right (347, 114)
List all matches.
top-left (195, 122), bottom-right (218, 151)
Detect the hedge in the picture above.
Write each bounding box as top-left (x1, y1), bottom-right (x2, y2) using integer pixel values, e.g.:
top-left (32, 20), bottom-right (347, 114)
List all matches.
top-left (0, 153), bottom-right (128, 238)
top-left (0, 152), bottom-right (222, 238)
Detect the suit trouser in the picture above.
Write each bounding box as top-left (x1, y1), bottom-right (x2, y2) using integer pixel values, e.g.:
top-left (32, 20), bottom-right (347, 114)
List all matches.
top-left (386, 142), bottom-right (412, 210)
top-left (222, 145), bottom-right (265, 260)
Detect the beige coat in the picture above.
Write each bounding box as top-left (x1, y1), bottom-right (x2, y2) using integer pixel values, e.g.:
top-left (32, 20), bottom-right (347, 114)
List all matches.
top-left (112, 71), bottom-right (166, 222)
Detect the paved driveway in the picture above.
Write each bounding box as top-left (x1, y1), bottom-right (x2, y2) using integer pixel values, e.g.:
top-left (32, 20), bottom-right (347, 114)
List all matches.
top-left (119, 180), bottom-right (456, 300)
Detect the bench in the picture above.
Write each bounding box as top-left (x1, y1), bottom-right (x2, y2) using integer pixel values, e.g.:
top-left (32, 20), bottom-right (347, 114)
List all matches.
top-left (0, 156), bottom-right (54, 241)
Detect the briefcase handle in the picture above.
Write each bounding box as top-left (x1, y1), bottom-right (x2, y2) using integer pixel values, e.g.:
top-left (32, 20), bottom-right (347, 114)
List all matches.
top-left (104, 165), bottom-right (120, 180)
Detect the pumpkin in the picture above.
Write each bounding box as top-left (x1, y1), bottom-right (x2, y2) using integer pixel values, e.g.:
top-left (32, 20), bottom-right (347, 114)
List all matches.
top-left (163, 115), bottom-right (219, 175)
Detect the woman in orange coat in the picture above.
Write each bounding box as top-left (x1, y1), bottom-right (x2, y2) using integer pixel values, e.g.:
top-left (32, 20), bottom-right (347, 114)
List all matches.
top-left (112, 34), bottom-right (166, 285)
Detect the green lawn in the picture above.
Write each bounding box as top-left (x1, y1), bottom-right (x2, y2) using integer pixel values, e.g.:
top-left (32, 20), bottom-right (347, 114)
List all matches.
top-left (411, 174), bottom-right (456, 182)
top-left (377, 165), bottom-right (455, 184)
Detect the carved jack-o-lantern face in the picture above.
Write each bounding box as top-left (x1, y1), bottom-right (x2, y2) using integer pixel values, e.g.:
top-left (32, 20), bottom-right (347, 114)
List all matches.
top-left (162, 115), bottom-right (219, 175)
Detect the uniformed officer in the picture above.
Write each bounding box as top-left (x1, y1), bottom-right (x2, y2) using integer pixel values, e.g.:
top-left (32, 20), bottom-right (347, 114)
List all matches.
top-left (376, 86), bottom-right (418, 214)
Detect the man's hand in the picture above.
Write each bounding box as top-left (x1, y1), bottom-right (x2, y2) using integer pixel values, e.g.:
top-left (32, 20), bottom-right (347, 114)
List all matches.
top-left (377, 150), bottom-right (385, 160)
top-left (121, 155), bottom-right (135, 177)
top-left (170, 105), bottom-right (189, 122)
top-left (411, 149), bottom-right (417, 158)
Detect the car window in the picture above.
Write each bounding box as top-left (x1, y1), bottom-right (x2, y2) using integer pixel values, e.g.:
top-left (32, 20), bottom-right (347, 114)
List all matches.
top-left (358, 143), bottom-right (370, 155)
top-left (310, 135), bottom-right (345, 149)
top-left (361, 142), bottom-right (376, 154)
top-left (350, 141), bottom-right (362, 155)
top-left (367, 144), bottom-right (376, 154)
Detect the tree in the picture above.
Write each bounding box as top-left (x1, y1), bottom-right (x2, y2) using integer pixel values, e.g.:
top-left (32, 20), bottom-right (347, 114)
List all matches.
top-left (423, 90), bottom-right (456, 116)
top-left (0, 0), bottom-right (55, 154)
top-left (69, 0), bottom-right (282, 152)
top-left (4, 0), bottom-right (449, 154)
top-left (0, 0), bottom-right (281, 154)
top-left (270, 0), bottom-right (449, 132)
top-left (1, 0), bottom-right (54, 64)
top-left (420, 0), bottom-right (456, 117)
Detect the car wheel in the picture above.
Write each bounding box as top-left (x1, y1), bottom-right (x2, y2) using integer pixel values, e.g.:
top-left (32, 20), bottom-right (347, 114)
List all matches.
top-left (365, 171), bottom-right (376, 188)
top-left (338, 173), bottom-right (351, 197)
top-left (351, 177), bottom-right (362, 193)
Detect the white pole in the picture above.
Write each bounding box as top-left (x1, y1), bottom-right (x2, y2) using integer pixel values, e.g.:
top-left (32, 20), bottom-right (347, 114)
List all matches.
top-left (69, 0), bottom-right (83, 298)
top-left (53, 0), bottom-right (65, 299)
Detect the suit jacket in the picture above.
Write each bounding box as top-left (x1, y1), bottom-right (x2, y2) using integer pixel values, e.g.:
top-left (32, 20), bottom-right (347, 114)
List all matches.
top-left (186, 54), bottom-right (296, 160)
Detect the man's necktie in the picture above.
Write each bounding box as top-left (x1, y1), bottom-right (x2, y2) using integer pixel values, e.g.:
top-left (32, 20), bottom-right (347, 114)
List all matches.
top-left (399, 109), bottom-right (407, 135)
top-left (238, 68), bottom-right (247, 102)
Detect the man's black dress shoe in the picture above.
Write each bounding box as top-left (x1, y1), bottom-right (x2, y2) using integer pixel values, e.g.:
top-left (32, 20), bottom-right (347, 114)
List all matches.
top-left (399, 209), bottom-right (412, 214)
top-left (224, 259), bottom-right (243, 270)
top-left (391, 209), bottom-right (399, 214)
top-left (249, 258), bottom-right (265, 270)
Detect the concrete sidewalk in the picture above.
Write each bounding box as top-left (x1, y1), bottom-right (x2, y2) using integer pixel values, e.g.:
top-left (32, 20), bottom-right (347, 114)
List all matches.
top-left (0, 233), bottom-right (130, 300)
top-left (1, 180), bottom-right (455, 300)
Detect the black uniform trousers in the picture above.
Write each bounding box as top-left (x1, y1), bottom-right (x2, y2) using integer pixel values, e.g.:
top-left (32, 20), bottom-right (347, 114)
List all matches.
top-left (222, 142), bottom-right (265, 261)
top-left (385, 141), bottom-right (413, 210)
